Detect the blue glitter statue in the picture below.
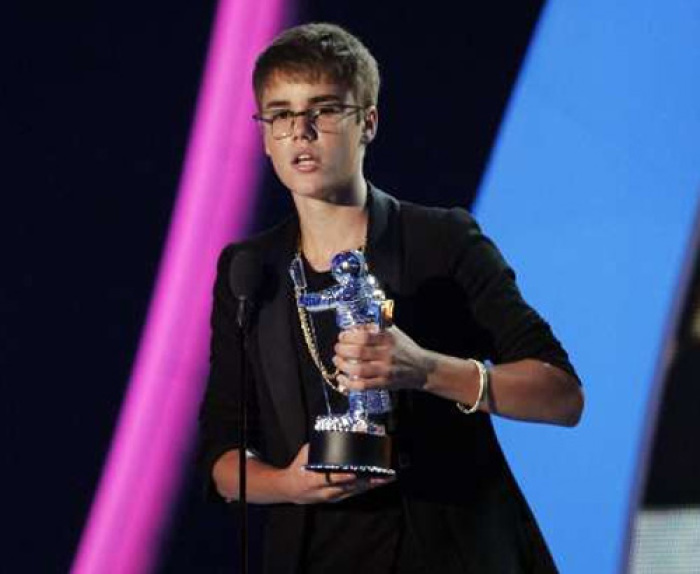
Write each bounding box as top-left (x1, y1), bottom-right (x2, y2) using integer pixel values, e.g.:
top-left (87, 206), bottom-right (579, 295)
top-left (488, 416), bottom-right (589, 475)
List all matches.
top-left (290, 249), bottom-right (395, 474)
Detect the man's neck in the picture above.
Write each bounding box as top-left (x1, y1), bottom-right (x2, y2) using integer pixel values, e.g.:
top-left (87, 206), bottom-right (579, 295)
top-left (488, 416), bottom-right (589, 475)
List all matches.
top-left (294, 181), bottom-right (369, 271)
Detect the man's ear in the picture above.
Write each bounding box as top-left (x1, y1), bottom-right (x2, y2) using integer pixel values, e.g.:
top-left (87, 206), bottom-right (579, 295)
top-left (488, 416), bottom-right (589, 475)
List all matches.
top-left (361, 106), bottom-right (378, 145)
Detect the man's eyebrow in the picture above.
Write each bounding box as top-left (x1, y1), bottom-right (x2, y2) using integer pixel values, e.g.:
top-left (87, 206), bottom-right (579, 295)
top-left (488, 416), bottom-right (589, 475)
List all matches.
top-left (308, 94), bottom-right (343, 104)
top-left (263, 94), bottom-right (343, 110)
top-left (263, 99), bottom-right (290, 109)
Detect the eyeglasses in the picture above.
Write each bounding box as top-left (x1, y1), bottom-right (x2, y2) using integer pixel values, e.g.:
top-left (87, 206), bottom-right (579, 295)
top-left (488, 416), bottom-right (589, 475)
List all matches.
top-left (253, 104), bottom-right (367, 140)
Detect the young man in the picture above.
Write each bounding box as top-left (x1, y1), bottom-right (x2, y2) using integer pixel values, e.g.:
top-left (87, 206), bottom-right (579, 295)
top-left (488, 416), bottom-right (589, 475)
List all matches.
top-left (200, 22), bottom-right (583, 574)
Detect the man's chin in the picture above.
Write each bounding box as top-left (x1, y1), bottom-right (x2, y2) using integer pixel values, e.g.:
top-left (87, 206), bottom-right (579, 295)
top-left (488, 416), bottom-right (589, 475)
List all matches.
top-left (282, 172), bottom-right (360, 205)
top-left (285, 177), bottom-right (335, 201)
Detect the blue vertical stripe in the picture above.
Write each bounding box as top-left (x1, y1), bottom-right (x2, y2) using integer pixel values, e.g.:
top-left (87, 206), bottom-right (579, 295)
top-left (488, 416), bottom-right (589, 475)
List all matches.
top-left (475, 2), bottom-right (700, 572)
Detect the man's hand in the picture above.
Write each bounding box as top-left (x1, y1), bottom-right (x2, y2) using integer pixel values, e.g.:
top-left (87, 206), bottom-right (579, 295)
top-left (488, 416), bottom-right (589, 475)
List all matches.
top-left (332, 326), bottom-right (435, 392)
top-left (281, 444), bottom-right (394, 505)
top-left (332, 325), bottom-right (583, 426)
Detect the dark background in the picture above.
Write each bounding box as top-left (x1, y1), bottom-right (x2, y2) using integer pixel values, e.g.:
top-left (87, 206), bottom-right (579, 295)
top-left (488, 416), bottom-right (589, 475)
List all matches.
top-left (3, 1), bottom-right (548, 571)
top-left (643, 233), bottom-right (700, 509)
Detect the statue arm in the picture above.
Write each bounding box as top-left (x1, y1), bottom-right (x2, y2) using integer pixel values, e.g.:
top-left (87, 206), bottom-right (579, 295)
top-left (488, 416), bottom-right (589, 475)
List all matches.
top-left (298, 285), bottom-right (342, 312)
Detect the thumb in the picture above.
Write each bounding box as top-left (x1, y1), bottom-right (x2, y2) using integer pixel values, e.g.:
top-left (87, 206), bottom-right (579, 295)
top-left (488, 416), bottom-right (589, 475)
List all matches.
top-left (294, 443), bottom-right (310, 465)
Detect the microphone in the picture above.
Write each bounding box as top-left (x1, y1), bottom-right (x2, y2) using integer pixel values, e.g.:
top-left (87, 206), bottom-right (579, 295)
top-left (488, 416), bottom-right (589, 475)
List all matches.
top-left (229, 250), bottom-right (263, 330)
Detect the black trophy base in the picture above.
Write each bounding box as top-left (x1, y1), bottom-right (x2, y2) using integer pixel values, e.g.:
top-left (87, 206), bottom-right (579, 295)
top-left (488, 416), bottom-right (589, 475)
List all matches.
top-left (305, 429), bottom-right (395, 476)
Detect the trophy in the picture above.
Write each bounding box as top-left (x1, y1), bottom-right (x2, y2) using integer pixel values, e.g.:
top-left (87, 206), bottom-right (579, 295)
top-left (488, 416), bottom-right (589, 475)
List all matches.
top-left (290, 250), bottom-right (395, 476)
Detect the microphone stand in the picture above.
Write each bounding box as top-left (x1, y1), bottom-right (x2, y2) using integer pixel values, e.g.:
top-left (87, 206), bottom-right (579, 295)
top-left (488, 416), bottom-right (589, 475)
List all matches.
top-left (229, 250), bottom-right (261, 574)
top-left (237, 297), bottom-right (252, 574)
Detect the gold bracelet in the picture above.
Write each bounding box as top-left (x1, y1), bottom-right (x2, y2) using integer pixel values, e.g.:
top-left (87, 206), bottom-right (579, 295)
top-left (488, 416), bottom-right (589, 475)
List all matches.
top-left (456, 359), bottom-right (489, 415)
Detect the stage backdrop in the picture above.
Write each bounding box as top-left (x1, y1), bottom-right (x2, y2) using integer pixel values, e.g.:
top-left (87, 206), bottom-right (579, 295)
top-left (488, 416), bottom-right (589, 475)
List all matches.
top-left (475, 1), bottom-right (700, 572)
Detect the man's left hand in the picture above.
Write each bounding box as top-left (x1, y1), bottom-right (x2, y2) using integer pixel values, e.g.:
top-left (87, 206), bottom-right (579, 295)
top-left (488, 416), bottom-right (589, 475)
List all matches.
top-left (333, 326), bottom-right (435, 392)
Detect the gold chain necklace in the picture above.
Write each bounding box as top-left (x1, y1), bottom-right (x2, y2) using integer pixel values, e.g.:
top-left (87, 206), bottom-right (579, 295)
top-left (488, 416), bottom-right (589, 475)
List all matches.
top-left (294, 281), bottom-right (343, 393)
top-left (291, 245), bottom-right (366, 395)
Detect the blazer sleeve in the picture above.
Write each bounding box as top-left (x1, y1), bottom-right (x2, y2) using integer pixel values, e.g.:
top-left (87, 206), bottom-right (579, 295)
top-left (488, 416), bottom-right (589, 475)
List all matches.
top-left (445, 208), bottom-right (580, 381)
top-left (197, 245), bottom-right (261, 500)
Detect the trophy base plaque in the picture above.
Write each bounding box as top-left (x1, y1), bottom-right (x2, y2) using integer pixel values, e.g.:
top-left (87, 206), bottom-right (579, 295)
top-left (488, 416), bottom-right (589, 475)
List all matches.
top-left (305, 429), bottom-right (395, 476)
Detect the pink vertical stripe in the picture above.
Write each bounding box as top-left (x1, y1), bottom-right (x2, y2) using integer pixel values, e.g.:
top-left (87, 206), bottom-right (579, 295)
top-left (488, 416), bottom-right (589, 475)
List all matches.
top-left (72, 2), bottom-right (289, 573)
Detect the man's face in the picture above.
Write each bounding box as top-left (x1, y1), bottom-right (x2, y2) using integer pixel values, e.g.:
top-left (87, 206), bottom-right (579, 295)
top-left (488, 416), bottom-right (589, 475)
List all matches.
top-left (258, 73), bottom-right (377, 201)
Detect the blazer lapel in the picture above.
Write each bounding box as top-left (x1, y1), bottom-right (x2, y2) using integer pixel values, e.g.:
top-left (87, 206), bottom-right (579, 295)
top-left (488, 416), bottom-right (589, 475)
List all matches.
top-left (366, 184), bottom-right (402, 296)
top-left (255, 218), bottom-right (307, 457)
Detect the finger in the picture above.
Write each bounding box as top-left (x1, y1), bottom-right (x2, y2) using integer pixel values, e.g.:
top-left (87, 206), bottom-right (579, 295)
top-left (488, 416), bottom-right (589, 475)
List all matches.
top-left (322, 476), bottom-right (391, 502)
top-left (338, 373), bottom-right (392, 391)
top-left (335, 365), bottom-right (380, 387)
top-left (336, 373), bottom-right (356, 390)
top-left (317, 471), bottom-right (357, 487)
top-left (346, 323), bottom-right (376, 334)
top-left (323, 481), bottom-right (368, 502)
top-left (337, 373), bottom-right (369, 390)
top-left (333, 357), bottom-right (388, 379)
top-left (320, 480), bottom-right (358, 499)
top-left (291, 444), bottom-right (310, 469)
top-left (339, 329), bottom-right (388, 346)
top-left (369, 475), bottom-right (396, 487)
top-left (334, 342), bottom-right (386, 361)
top-left (325, 489), bottom-right (356, 503)
top-left (335, 359), bottom-right (389, 382)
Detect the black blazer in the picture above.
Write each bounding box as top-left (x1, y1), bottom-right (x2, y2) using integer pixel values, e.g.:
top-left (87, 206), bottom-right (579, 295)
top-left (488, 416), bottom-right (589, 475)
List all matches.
top-left (200, 185), bottom-right (575, 573)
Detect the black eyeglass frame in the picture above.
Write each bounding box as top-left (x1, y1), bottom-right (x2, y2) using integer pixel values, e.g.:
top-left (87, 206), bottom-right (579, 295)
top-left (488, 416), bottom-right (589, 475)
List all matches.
top-left (252, 104), bottom-right (369, 140)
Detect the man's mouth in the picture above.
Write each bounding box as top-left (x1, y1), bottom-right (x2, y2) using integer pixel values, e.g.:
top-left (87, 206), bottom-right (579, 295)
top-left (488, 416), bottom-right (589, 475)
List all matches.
top-left (293, 152), bottom-right (318, 166)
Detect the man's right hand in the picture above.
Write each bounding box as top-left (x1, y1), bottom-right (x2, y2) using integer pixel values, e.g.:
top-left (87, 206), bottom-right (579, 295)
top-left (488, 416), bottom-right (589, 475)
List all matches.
top-left (213, 444), bottom-right (394, 504)
top-left (280, 444), bottom-right (394, 505)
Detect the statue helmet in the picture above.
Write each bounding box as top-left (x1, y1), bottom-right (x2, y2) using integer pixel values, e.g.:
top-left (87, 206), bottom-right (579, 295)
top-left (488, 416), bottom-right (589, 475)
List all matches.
top-left (330, 250), bottom-right (367, 283)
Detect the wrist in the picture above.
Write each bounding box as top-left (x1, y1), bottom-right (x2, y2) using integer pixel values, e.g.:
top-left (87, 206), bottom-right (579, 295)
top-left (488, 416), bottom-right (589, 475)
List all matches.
top-left (422, 350), bottom-right (458, 394)
top-left (244, 457), bottom-right (297, 504)
top-left (279, 461), bottom-right (305, 504)
top-left (455, 358), bottom-right (489, 415)
top-left (422, 354), bottom-right (484, 407)
top-left (417, 348), bottom-right (440, 391)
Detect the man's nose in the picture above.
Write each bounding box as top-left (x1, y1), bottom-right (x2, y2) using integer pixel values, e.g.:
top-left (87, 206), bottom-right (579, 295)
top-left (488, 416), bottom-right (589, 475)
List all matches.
top-left (292, 111), bottom-right (317, 140)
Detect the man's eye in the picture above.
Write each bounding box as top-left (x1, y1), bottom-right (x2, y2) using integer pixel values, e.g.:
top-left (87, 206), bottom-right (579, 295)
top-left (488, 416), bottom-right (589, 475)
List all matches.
top-left (270, 110), bottom-right (293, 121)
top-left (314, 105), bottom-right (343, 117)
